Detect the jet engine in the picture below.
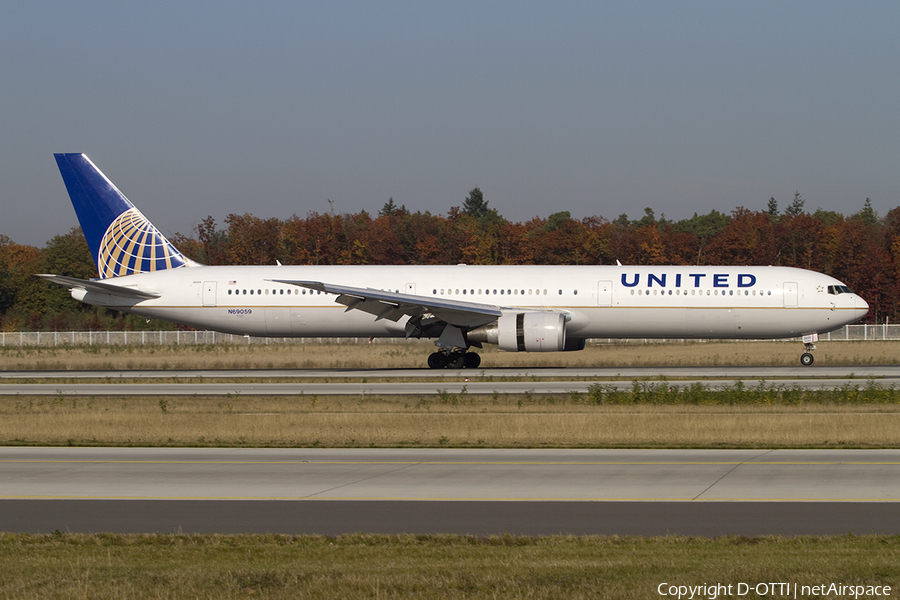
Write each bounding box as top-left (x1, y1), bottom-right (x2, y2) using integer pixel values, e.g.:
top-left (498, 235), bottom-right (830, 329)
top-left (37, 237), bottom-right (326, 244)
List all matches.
top-left (467, 313), bottom-right (567, 352)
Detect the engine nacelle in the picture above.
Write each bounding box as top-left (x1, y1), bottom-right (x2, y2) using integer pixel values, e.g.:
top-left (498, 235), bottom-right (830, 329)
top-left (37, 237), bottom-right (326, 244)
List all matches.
top-left (467, 312), bottom-right (567, 352)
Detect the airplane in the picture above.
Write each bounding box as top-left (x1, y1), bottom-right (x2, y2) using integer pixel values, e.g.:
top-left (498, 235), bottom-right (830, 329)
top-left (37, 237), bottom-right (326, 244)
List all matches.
top-left (40, 153), bottom-right (869, 368)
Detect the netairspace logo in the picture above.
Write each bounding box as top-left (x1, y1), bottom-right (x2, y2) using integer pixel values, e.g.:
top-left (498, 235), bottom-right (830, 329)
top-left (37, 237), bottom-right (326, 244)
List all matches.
top-left (657, 582), bottom-right (892, 599)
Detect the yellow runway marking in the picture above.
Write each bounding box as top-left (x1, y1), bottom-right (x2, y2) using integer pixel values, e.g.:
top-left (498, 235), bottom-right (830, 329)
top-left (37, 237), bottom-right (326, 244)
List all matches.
top-left (1, 495), bottom-right (898, 502)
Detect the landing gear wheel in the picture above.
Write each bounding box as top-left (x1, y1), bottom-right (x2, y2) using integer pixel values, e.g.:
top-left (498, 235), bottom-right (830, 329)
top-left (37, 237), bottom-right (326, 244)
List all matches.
top-left (800, 352), bottom-right (814, 366)
top-left (447, 352), bottom-right (466, 369)
top-left (427, 352), bottom-right (447, 369)
top-left (464, 352), bottom-right (481, 369)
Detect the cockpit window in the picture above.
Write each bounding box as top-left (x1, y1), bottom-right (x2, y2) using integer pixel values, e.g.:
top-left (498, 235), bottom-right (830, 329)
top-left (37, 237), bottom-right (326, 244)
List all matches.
top-left (828, 285), bottom-right (853, 295)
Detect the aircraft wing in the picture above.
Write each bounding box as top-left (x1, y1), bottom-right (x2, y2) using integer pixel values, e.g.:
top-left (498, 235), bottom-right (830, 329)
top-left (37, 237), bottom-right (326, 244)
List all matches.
top-left (37, 274), bottom-right (161, 299)
top-left (269, 279), bottom-right (502, 328)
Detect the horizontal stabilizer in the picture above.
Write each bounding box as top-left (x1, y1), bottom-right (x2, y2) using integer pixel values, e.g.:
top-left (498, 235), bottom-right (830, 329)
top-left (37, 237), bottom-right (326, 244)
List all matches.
top-left (37, 274), bottom-right (160, 299)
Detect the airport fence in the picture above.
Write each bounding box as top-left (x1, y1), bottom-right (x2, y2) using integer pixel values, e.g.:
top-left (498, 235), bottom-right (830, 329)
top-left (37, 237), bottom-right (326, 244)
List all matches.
top-left (0, 324), bottom-right (896, 347)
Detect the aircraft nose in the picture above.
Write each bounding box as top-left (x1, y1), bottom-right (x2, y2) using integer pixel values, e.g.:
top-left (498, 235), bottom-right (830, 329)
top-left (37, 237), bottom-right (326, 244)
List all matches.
top-left (854, 295), bottom-right (870, 320)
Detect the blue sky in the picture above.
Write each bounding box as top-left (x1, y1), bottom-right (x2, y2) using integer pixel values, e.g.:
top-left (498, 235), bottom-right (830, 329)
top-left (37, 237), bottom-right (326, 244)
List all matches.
top-left (3, 1), bottom-right (899, 246)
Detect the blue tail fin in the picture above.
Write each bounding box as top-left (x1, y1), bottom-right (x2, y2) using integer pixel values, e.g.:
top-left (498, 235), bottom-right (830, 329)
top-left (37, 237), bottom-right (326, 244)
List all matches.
top-left (54, 153), bottom-right (190, 279)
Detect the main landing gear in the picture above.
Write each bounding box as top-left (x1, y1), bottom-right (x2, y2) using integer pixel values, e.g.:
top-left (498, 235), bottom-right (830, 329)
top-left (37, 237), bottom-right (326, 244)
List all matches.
top-left (423, 322), bottom-right (482, 369)
top-left (427, 350), bottom-right (481, 369)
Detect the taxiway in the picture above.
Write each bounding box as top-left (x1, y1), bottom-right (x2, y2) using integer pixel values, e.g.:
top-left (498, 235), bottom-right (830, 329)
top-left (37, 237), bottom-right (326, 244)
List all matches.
top-left (0, 365), bottom-right (896, 395)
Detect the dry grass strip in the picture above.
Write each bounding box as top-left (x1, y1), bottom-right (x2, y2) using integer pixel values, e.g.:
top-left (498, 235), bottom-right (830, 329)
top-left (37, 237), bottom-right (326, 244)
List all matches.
top-left (0, 339), bottom-right (898, 371)
top-left (2, 396), bottom-right (899, 448)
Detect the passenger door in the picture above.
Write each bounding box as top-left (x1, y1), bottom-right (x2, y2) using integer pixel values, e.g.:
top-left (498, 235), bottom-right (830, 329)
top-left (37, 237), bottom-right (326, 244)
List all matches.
top-left (783, 282), bottom-right (798, 308)
top-left (597, 280), bottom-right (612, 306)
top-left (202, 281), bottom-right (217, 307)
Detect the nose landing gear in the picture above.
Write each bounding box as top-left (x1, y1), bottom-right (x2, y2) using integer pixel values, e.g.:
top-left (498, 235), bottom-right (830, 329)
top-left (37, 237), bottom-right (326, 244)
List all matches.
top-left (800, 334), bottom-right (818, 366)
top-left (800, 346), bottom-right (815, 366)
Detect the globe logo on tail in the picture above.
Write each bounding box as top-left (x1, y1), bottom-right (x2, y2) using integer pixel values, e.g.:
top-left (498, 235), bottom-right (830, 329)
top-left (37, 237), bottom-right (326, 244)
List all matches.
top-left (97, 208), bottom-right (187, 278)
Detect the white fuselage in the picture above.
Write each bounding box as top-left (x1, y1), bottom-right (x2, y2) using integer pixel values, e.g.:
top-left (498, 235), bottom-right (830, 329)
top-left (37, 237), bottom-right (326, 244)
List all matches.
top-left (72, 264), bottom-right (868, 341)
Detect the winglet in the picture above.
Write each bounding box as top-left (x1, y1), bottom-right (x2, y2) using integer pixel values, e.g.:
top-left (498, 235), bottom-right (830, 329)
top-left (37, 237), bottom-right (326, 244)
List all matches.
top-left (54, 153), bottom-right (191, 279)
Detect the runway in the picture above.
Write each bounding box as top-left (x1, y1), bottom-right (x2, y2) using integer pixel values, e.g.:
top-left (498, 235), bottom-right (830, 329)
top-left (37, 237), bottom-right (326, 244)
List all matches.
top-left (2, 448), bottom-right (899, 536)
top-left (4, 500), bottom-right (897, 537)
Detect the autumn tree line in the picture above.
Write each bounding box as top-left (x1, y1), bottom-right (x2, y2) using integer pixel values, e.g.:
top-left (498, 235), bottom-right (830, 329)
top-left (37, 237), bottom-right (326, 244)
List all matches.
top-left (0, 188), bottom-right (896, 331)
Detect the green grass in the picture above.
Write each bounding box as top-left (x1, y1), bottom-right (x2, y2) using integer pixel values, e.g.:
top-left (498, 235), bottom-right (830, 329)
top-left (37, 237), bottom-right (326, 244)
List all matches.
top-left (586, 379), bottom-right (900, 405)
top-left (1, 533), bottom-right (898, 599)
